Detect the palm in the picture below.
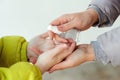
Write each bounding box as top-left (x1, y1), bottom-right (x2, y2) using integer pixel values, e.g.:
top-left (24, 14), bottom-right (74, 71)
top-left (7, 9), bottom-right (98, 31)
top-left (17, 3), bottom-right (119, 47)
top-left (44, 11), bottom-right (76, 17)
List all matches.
top-left (49, 44), bottom-right (95, 72)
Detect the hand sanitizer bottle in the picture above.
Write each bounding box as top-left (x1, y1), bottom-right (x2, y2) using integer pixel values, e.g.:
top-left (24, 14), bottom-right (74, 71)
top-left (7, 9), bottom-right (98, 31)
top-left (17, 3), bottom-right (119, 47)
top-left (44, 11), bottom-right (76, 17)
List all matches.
top-left (48, 25), bottom-right (80, 45)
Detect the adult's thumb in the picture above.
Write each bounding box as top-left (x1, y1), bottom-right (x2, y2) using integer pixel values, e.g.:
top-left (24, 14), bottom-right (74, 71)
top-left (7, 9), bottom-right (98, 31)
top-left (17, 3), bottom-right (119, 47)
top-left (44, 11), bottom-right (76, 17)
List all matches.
top-left (49, 61), bottom-right (71, 73)
top-left (58, 21), bottom-right (75, 32)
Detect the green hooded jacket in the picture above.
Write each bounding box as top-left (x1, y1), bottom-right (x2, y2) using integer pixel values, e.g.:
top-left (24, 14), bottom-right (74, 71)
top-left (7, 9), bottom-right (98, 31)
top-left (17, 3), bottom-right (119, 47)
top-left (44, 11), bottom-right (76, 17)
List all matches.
top-left (0, 36), bottom-right (42, 80)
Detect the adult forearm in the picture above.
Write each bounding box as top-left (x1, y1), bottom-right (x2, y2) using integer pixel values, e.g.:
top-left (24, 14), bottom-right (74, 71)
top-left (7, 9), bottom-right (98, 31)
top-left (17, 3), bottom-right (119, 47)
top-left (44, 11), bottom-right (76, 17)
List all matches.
top-left (91, 27), bottom-right (120, 66)
top-left (88, 0), bottom-right (120, 27)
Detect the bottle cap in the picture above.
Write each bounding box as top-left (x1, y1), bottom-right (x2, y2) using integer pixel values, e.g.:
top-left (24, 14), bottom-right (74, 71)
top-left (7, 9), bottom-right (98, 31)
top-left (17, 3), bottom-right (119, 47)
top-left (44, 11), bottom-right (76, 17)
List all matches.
top-left (48, 25), bottom-right (62, 34)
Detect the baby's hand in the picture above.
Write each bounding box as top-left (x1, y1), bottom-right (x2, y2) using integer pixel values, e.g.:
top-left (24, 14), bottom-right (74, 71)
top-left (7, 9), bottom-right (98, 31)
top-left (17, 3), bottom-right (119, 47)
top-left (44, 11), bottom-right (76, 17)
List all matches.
top-left (27, 32), bottom-right (56, 64)
top-left (35, 40), bottom-right (76, 74)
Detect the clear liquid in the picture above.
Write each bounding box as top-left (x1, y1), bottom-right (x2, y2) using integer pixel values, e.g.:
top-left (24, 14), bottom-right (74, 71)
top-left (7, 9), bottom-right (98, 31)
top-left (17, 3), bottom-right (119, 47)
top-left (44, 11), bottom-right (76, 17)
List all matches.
top-left (59, 29), bottom-right (80, 45)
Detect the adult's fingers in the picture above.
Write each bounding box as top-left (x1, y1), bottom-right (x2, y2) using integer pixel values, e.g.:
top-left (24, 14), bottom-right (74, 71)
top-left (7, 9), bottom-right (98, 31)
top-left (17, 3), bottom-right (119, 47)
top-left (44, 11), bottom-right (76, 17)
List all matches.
top-left (58, 41), bottom-right (76, 60)
top-left (64, 41), bottom-right (76, 56)
top-left (47, 42), bottom-right (75, 73)
top-left (50, 15), bottom-right (69, 26)
top-left (49, 60), bottom-right (72, 73)
top-left (68, 42), bottom-right (76, 53)
top-left (47, 44), bottom-right (68, 56)
top-left (48, 30), bottom-right (68, 43)
top-left (48, 30), bottom-right (55, 40)
top-left (57, 20), bottom-right (76, 32)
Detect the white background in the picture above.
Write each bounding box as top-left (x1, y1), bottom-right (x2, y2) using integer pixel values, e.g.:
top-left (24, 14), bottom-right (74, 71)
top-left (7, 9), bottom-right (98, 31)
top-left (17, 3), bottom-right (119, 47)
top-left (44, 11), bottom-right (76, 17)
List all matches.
top-left (1, 0), bottom-right (120, 42)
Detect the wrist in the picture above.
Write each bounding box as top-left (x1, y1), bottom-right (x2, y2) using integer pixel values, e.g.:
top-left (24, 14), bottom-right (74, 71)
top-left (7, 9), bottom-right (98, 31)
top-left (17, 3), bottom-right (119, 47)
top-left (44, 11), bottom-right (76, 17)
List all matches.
top-left (86, 8), bottom-right (98, 25)
top-left (87, 44), bottom-right (95, 61)
top-left (35, 62), bottom-right (46, 74)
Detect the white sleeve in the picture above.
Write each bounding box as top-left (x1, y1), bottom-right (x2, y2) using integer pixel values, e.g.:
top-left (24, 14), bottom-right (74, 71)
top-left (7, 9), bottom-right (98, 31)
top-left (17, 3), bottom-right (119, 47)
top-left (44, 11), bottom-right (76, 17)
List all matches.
top-left (88, 0), bottom-right (120, 27)
top-left (91, 27), bottom-right (120, 66)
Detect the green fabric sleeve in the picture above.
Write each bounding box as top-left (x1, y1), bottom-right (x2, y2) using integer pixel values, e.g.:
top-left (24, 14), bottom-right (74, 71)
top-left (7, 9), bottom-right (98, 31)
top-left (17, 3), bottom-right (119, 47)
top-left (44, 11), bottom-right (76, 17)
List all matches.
top-left (0, 36), bottom-right (28, 67)
top-left (0, 62), bottom-right (42, 80)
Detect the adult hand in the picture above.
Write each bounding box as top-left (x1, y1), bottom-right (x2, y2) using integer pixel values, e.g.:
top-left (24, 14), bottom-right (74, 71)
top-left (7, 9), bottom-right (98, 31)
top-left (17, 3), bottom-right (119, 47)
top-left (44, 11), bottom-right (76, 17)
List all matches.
top-left (49, 44), bottom-right (95, 73)
top-left (51, 9), bottom-right (98, 32)
top-left (35, 41), bottom-right (76, 74)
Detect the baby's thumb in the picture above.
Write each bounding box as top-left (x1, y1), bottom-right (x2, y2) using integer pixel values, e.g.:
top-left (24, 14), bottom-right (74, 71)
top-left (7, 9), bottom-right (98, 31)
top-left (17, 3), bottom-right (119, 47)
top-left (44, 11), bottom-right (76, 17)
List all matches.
top-left (29, 57), bottom-right (37, 64)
